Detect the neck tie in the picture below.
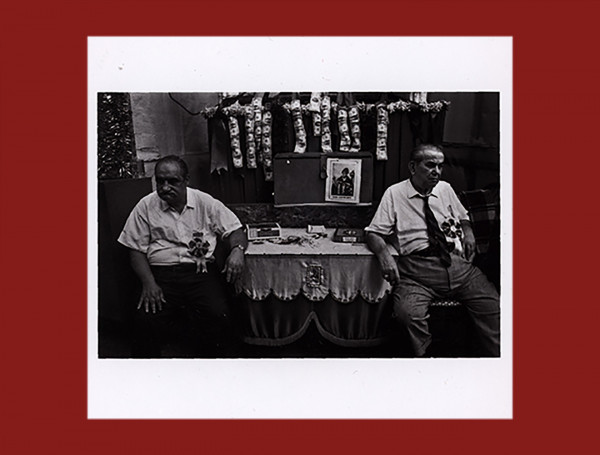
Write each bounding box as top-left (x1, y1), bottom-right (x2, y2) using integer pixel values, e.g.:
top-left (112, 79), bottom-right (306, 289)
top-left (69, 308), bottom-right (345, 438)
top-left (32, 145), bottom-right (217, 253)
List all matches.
top-left (423, 196), bottom-right (452, 267)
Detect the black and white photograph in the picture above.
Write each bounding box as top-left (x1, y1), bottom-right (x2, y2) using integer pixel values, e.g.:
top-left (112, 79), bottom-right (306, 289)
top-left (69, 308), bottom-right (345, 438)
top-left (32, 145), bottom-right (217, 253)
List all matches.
top-left (97, 90), bottom-right (500, 360)
top-left (89, 37), bottom-right (512, 419)
top-left (326, 158), bottom-right (361, 203)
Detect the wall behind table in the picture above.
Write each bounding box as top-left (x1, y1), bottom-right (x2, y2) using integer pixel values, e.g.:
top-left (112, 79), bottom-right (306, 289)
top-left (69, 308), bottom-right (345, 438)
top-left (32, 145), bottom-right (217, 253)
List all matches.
top-left (130, 93), bottom-right (219, 192)
top-left (442, 145), bottom-right (500, 194)
top-left (430, 92), bottom-right (500, 193)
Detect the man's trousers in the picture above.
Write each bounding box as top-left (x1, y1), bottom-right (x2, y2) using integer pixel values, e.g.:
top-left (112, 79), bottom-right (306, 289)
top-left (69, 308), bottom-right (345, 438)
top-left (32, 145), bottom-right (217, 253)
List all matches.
top-left (392, 254), bottom-right (500, 357)
top-left (132, 263), bottom-right (238, 358)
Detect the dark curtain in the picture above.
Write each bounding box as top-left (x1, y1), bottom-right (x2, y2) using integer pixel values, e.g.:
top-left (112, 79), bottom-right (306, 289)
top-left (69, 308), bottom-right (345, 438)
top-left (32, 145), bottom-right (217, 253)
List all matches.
top-left (208, 116), bottom-right (275, 203)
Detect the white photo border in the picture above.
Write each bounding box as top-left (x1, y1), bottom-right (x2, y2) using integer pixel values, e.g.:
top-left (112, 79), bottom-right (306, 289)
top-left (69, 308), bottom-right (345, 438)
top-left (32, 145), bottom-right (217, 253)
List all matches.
top-left (88, 36), bottom-right (513, 419)
top-left (325, 158), bottom-right (362, 204)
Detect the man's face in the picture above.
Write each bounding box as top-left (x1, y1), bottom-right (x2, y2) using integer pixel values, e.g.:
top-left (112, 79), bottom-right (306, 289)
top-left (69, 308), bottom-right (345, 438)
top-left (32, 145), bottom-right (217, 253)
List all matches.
top-left (155, 161), bottom-right (188, 208)
top-left (410, 148), bottom-right (445, 194)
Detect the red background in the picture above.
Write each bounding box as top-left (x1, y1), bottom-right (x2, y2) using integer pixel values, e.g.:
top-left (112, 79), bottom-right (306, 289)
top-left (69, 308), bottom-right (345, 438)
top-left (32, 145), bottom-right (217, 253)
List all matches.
top-left (1, 0), bottom-right (597, 453)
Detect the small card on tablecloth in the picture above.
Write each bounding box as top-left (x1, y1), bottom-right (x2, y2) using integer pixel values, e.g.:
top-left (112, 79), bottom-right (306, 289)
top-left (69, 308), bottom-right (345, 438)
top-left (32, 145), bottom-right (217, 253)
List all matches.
top-left (307, 225), bottom-right (327, 234)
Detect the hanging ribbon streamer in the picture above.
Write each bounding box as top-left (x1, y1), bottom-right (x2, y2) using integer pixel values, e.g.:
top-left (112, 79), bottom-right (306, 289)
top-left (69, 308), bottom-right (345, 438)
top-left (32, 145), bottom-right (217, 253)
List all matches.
top-left (320, 95), bottom-right (332, 153)
top-left (227, 116), bottom-right (244, 168)
top-left (309, 92), bottom-right (322, 137)
top-left (209, 117), bottom-right (230, 174)
top-left (337, 107), bottom-right (351, 152)
top-left (252, 95), bottom-right (263, 164)
top-left (261, 110), bottom-right (273, 181)
top-left (244, 106), bottom-right (257, 168)
top-left (291, 99), bottom-right (307, 154)
top-left (348, 106), bottom-right (361, 152)
top-left (376, 103), bottom-right (389, 160)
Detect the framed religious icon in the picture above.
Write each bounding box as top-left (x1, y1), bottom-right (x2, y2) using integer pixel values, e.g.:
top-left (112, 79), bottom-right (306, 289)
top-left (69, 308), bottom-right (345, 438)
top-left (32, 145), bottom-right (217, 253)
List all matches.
top-left (325, 158), bottom-right (362, 204)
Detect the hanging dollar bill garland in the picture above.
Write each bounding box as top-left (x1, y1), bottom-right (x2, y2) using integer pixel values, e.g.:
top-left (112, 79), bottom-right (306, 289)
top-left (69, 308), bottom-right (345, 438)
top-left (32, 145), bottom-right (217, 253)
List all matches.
top-left (309, 92), bottom-right (322, 137)
top-left (337, 107), bottom-right (351, 152)
top-left (376, 103), bottom-right (390, 161)
top-left (244, 105), bottom-right (257, 168)
top-left (348, 106), bottom-right (361, 152)
top-left (202, 95), bottom-right (450, 171)
top-left (290, 99), bottom-right (307, 154)
top-left (320, 95), bottom-right (333, 153)
top-left (227, 115), bottom-right (244, 169)
top-left (252, 95), bottom-right (263, 164)
top-left (261, 110), bottom-right (274, 181)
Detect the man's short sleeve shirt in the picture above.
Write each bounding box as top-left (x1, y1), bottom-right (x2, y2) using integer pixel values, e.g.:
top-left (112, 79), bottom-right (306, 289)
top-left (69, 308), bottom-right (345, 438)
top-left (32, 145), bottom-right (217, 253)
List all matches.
top-left (365, 179), bottom-right (468, 255)
top-left (118, 188), bottom-right (242, 265)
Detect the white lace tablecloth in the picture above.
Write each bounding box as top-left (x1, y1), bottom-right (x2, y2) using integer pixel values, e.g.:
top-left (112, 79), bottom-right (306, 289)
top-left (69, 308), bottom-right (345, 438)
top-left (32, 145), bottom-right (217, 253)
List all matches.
top-left (242, 228), bottom-right (396, 303)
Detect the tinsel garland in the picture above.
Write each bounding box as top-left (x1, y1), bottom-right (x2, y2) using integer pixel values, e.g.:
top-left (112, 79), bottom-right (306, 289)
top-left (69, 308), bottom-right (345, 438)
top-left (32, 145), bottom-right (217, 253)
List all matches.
top-left (98, 93), bottom-right (138, 180)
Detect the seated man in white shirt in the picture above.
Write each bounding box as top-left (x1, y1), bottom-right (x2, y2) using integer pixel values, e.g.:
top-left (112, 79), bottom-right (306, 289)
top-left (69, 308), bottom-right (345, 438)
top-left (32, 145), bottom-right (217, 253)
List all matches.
top-left (118, 155), bottom-right (247, 357)
top-left (365, 144), bottom-right (500, 357)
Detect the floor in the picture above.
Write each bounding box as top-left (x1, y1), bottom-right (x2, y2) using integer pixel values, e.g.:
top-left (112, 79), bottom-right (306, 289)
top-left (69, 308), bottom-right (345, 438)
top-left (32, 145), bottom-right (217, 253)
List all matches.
top-left (98, 307), bottom-right (475, 359)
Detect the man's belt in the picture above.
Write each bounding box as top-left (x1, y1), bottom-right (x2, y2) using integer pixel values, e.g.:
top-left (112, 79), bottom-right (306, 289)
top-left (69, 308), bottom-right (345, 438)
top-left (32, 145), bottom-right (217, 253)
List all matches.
top-left (410, 246), bottom-right (440, 257)
top-left (150, 263), bottom-right (197, 272)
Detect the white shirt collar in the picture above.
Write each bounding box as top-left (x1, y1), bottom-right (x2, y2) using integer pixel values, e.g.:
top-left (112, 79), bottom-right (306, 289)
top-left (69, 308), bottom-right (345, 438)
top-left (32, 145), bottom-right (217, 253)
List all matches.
top-left (158, 187), bottom-right (194, 212)
top-left (407, 179), bottom-right (440, 199)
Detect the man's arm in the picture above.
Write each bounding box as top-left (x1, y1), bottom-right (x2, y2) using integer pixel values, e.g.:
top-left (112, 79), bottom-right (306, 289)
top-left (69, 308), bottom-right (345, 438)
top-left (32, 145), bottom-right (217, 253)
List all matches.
top-left (460, 219), bottom-right (476, 262)
top-left (366, 231), bottom-right (400, 285)
top-left (222, 227), bottom-right (247, 283)
top-left (129, 249), bottom-right (166, 313)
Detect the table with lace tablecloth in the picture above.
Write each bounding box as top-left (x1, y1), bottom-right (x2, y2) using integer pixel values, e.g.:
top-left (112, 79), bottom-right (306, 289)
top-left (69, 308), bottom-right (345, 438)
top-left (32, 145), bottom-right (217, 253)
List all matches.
top-left (238, 228), bottom-right (397, 346)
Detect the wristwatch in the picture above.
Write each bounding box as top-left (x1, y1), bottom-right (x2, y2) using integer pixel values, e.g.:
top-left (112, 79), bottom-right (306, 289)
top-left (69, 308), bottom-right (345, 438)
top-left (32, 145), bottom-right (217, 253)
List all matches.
top-left (232, 244), bottom-right (246, 252)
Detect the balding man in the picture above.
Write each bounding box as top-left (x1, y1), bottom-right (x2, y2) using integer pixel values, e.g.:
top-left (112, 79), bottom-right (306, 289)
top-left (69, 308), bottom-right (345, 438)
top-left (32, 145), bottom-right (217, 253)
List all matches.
top-left (365, 144), bottom-right (500, 357)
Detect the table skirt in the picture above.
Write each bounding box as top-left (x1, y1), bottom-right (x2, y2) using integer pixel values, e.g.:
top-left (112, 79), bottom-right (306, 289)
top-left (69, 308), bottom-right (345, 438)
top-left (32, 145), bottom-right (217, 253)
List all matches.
top-left (235, 293), bottom-right (393, 347)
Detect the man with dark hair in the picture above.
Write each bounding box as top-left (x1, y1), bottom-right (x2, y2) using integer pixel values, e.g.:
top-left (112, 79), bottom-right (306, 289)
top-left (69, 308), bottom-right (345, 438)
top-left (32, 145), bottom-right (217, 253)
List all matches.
top-left (118, 155), bottom-right (247, 357)
top-left (365, 144), bottom-right (500, 357)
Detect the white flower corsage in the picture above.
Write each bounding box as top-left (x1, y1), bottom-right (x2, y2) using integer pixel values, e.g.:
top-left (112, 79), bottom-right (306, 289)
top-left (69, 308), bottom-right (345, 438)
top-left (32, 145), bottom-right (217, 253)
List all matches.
top-left (187, 231), bottom-right (214, 273)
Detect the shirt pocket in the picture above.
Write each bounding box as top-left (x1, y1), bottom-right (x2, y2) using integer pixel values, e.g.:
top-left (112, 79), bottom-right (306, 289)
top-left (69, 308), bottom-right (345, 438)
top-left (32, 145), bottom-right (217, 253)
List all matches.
top-left (150, 224), bottom-right (179, 243)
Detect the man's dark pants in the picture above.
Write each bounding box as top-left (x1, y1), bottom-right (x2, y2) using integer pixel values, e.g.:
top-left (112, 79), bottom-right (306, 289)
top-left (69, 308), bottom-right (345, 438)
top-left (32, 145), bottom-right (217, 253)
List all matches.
top-left (132, 263), bottom-right (239, 358)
